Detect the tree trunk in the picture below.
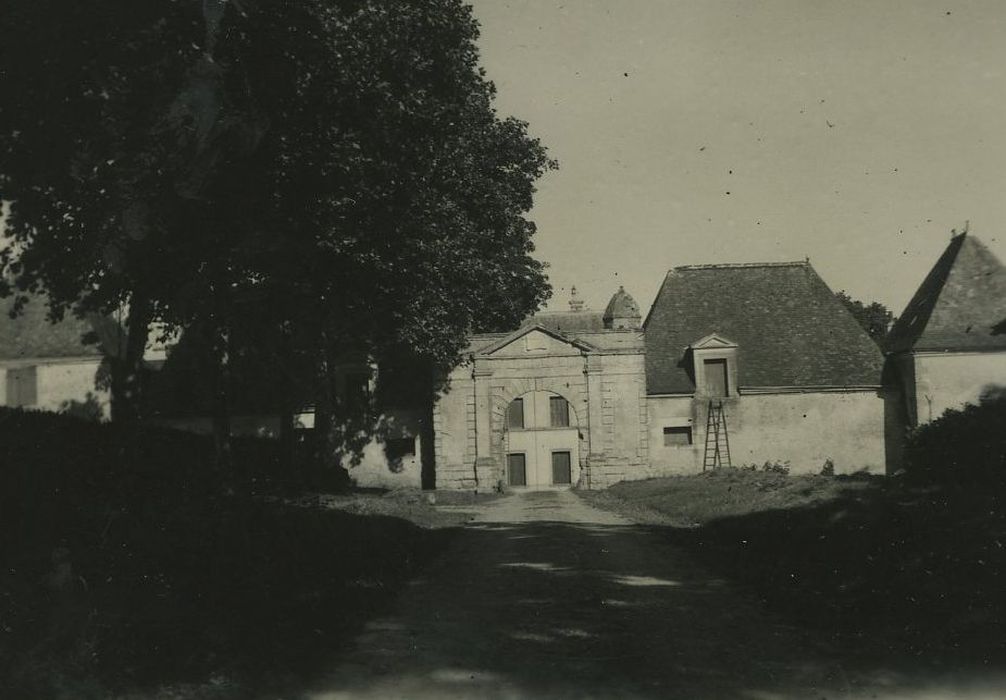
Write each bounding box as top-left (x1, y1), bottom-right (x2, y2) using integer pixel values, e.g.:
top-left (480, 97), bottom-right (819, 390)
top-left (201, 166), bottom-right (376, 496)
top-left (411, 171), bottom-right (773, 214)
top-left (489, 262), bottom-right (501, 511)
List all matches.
top-left (312, 359), bottom-right (333, 482)
top-left (212, 326), bottom-right (233, 476)
top-left (109, 294), bottom-right (152, 424)
top-left (278, 402), bottom-right (299, 489)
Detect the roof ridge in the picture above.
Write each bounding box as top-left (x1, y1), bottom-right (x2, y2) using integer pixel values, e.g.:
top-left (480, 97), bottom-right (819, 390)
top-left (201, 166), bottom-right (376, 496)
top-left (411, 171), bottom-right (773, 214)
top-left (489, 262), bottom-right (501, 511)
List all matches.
top-left (673, 261), bottom-right (810, 271)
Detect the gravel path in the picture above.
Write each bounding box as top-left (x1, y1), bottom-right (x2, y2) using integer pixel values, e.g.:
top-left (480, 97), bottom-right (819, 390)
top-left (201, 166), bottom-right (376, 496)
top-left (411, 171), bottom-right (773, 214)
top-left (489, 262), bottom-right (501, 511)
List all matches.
top-left (297, 490), bottom-right (1003, 700)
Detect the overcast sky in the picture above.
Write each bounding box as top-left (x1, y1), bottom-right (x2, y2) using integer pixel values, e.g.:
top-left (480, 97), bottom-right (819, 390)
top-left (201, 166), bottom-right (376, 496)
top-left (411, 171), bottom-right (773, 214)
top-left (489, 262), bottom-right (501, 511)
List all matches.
top-left (468, 0), bottom-right (1006, 317)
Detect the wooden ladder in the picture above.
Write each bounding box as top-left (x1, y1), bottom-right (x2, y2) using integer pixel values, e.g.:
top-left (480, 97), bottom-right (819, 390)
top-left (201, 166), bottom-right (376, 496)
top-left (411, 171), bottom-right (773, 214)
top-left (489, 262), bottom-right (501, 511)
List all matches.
top-left (703, 400), bottom-right (732, 470)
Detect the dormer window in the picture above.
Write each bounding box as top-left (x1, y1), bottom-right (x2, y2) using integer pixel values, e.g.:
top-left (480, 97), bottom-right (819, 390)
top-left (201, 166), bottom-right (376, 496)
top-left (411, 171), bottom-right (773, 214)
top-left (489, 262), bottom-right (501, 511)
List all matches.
top-left (703, 358), bottom-right (729, 396)
top-left (689, 334), bottom-right (739, 398)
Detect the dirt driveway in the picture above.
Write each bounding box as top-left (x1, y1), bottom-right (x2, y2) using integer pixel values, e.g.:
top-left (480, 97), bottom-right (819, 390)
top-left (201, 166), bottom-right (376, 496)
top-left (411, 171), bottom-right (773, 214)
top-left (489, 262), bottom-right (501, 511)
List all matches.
top-left (298, 491), bottom-right (1004, 700)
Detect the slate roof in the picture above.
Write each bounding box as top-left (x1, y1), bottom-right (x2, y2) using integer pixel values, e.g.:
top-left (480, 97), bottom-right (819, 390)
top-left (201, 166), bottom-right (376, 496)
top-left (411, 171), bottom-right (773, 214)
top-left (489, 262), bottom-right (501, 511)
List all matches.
top-left (885, 232), bottom-right (1006, 354)
top-left (463, 332), bottom-right (508, 356)
top-left (643, 261), bottom-right (885, 394)
top-left (574, 330), bottom-right (644, 352)
top-left (0, 294), bottom-right (108, 361)
top-left (523, 310), bottom-right (605, 334)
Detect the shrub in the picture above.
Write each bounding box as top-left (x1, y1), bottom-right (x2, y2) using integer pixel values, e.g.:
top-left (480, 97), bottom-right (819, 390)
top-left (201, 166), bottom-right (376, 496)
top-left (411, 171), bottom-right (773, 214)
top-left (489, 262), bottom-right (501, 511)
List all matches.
top-left (0, 407), bottom-right (444, 695)
top-left (736, 460), bottom-right (791, 475)
top-left (761, 460), bottom-right (791, 475)
top-left (905, 394), bottom-right (1006, 486)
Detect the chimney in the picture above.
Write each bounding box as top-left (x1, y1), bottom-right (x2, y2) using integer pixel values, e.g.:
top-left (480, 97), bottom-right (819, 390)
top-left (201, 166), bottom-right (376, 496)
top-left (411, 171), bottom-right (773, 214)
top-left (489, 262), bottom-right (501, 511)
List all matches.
top-left (568, 286), bottom-right (585, 313)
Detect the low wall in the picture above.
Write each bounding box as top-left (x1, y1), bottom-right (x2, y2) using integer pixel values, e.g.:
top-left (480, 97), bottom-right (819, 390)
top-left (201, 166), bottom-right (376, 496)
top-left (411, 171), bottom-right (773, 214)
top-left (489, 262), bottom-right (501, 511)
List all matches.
top-left (647, 390), bottom-right (886, 477)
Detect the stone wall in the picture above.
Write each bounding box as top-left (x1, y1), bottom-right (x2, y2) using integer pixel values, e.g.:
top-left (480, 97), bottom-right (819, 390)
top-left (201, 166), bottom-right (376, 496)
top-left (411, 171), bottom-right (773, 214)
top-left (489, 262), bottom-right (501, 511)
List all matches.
top-left (342, 408), bottom-right (425, 490)
top-left (905, 351), bottom-right (1006, 425)
top-left (647, 390), bottom-right (886, 477)
top-left (581, 352), bottom-right (650, 488)
top-left (433, 368), bottom-right (478, 490)
top-left (646, 395), bottom-right (702, 476)
top-left (0, 358), bottom-right (108, 417)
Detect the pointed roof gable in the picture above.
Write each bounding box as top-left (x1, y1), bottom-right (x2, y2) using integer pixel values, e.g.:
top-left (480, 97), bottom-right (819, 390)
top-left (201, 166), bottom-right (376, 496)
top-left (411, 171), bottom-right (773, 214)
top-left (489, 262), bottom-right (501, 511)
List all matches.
top-left (644, 261), bottom-right (884, 394)
top-left (886, 232), bottom-right (1006, 354)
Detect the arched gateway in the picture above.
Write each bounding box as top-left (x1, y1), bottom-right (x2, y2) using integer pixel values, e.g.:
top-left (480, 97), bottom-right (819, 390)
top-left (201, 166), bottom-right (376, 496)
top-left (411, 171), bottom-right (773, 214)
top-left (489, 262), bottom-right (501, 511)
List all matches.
top-left (502, 390), bottom-right (581, 488)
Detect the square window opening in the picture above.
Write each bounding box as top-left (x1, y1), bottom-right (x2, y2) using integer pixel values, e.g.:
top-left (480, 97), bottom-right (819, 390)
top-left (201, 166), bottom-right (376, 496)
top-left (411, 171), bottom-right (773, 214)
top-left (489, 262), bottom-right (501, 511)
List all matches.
top-left (6, 366), bottom-right (38, 407)
top-left (663, 426), bottom-right (693, 447)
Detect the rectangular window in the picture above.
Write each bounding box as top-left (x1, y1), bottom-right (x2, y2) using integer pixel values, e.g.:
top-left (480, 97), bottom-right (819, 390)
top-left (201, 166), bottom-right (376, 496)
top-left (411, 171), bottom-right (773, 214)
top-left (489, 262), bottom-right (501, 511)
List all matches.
top-left (507, 453), bottom-right (527, 486)
top-left (385, 437), bottom-right (416, 466)
top-left (704, 358), bottom-right (729, 397)
top-left (663, 426), bottom-right (693, 447)
top-left (507, 398), bottom-right (525, 429)
top-left (5, 366), bottom-right (38, 407)
top-left (551, 451), bottom-right (572, 485)
top-left (549, 396), bottom-right (570, 428)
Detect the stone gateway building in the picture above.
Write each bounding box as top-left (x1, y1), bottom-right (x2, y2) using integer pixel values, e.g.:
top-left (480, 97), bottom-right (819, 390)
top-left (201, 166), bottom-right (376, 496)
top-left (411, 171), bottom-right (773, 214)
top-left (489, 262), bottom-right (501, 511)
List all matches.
top-left (430, 260), bottom-right (888, 491)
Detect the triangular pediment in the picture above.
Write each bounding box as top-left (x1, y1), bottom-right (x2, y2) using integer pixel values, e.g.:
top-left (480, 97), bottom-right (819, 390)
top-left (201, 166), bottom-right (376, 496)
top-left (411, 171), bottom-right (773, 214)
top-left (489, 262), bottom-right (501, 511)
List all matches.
top-left (478, 325), bottom-right (595, 357)
top-left (689, 333), bottom-right (738, 350)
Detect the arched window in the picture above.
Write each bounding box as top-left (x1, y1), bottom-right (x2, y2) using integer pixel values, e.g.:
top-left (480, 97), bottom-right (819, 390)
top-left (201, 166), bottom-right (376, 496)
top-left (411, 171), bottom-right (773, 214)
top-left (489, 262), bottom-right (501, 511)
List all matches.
top-left (549, 395), bottom-right (570, 427)
top-left (506, 397), bottom-right (525, 429)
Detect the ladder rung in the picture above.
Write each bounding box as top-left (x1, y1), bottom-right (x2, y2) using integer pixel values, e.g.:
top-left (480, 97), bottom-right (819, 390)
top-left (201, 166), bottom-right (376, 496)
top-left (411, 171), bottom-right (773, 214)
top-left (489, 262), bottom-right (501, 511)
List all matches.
top-left (702, 399), bottom-right (731, 469)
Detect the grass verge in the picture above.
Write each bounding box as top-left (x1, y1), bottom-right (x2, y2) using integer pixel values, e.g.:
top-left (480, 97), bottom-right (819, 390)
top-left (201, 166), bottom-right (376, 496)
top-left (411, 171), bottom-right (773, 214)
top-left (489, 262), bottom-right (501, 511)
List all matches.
top-left (582, 469), bottom-right (1006, 667)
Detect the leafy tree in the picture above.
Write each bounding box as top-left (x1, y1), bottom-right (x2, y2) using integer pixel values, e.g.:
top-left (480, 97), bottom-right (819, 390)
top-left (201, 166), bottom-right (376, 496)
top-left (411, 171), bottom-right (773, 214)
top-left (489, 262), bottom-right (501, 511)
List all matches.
top-left (0, 2), bottom-right (204, 421)
top-left (835, 291), bottom-right (894, 344)
top-left (1, 1), bottom-right (554, 470)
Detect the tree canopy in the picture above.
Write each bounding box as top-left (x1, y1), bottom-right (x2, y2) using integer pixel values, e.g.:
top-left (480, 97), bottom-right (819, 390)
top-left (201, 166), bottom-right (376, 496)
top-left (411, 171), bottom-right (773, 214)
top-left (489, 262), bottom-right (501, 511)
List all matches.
top-left (835, 291), bottom-right (894, 345)
top-left (0, 1), bottom-right (555, 424)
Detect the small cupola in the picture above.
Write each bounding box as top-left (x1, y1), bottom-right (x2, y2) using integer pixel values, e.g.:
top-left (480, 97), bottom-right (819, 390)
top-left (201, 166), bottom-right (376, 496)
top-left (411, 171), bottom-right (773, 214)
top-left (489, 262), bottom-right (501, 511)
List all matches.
top-left (603, 286), bottom-right (641, 330)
